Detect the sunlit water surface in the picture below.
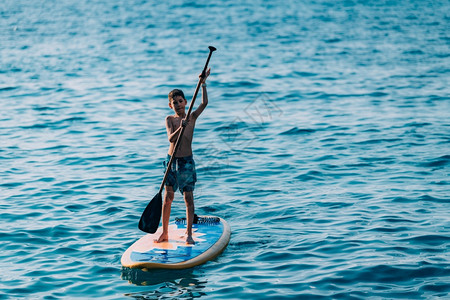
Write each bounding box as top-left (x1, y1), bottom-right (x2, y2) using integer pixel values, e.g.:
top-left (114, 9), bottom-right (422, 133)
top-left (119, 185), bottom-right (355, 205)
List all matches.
top-left (1, 0), bottom-right (449, 299)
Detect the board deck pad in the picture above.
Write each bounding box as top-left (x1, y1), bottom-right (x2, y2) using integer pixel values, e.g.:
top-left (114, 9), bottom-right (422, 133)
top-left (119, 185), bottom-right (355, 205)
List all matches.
top-left (121, 216), bottom-right (230, 269)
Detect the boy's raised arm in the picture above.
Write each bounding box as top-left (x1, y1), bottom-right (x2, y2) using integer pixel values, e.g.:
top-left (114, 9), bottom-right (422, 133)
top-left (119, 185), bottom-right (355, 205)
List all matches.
top-left (192, 84), bottom-right (208, 119)
top-left (192, 68), bottom-right (210, 119)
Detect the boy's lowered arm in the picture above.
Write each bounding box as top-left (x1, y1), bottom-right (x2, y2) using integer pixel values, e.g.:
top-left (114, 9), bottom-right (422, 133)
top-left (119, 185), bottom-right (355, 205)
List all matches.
top-left (166, 116), bottom-right (182, 143)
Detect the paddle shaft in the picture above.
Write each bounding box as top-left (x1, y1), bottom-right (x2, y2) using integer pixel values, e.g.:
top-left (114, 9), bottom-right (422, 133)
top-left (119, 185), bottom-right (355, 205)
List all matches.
top-left (158, 46), bottom-right (216, 194)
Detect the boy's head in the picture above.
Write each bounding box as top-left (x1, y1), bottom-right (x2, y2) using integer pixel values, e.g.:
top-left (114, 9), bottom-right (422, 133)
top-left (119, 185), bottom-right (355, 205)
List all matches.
top-left (168, 89), bottom-right (186, 103)
top-left (168, 89), bottom-right (187, 112)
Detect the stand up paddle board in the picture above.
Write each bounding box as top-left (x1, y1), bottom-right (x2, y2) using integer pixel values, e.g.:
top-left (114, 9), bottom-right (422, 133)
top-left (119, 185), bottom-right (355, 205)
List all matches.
top-left (121, 216), bottom-right (230, 270)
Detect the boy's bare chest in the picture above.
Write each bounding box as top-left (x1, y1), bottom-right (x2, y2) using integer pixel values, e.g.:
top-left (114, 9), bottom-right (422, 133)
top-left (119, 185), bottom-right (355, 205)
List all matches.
top-left (170, 117), bottom-right (195, 132)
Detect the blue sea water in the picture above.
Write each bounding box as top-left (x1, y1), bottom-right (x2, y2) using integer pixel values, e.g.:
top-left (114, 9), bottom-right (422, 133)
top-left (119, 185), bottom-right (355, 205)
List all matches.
top-left (1, 0), bottom-right (449, 298)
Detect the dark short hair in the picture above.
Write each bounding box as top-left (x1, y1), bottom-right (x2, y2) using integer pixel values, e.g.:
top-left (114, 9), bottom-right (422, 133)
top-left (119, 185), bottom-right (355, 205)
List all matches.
top-left (168, 89), bottom-right (185, 102)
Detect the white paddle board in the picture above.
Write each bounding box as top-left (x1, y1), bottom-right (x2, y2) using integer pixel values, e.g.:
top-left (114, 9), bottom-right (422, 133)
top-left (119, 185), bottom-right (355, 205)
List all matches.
top-left (121, 216), bottom-right (230, 269)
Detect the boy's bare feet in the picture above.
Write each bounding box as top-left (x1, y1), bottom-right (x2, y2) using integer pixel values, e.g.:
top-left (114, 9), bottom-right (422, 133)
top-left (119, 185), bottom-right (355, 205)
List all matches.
top-left (186, 235), bottom-right (195, 245)
top-left (155, 233), bottom-right (168, 243)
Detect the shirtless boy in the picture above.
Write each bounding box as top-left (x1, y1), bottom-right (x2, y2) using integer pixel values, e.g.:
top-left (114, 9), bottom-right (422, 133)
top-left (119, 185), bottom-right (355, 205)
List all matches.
top-left (156, 68), bottom-right (211, 244)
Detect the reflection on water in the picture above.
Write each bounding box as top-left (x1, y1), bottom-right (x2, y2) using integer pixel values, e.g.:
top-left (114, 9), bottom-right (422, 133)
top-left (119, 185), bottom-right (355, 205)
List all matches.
top-left (122, 267), bottom-right (207, 298)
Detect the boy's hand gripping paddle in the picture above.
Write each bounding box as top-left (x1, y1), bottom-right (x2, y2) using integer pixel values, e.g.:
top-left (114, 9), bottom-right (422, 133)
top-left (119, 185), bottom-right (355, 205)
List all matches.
top-left (139, 46), bottom-right (216, 233)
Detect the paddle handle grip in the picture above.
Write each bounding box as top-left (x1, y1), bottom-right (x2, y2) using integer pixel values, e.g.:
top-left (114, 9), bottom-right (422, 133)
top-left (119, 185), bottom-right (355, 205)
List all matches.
top-left (159, 46), bottom-right (216, 193)
top-left (185, 46), bottom-right (216, 119)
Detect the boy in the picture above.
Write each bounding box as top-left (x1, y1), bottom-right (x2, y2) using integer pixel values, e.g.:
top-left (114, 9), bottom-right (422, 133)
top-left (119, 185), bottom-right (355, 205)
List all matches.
top-left (156, 68), bottom-right (211, 245)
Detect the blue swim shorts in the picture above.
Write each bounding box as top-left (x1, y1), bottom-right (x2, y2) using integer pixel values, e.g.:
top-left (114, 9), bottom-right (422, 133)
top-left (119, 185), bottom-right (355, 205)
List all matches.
top-left (164, 155), bottom-right (197, 194)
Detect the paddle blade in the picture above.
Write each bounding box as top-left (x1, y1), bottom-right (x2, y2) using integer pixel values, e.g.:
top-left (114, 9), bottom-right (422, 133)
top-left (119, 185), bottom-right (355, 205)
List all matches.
top-left (138, 192), bottom-right (162, 233)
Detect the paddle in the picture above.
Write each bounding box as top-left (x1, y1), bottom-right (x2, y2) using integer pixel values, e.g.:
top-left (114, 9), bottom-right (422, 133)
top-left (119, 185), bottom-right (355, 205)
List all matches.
top-left (139, 46), bottom-right (217, 233)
